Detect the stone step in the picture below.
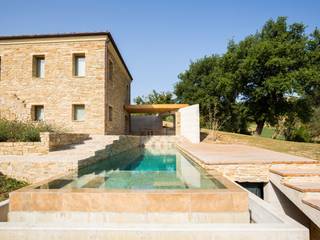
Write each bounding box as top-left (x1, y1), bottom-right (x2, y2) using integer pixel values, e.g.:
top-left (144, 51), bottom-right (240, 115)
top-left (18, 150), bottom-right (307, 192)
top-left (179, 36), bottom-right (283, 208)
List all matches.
top-left (270, 164), bottom-right (320, 177)
top-left (283, 177), bottom-right (320, 192)
top-left (302, 194), bottom-right (320, 211)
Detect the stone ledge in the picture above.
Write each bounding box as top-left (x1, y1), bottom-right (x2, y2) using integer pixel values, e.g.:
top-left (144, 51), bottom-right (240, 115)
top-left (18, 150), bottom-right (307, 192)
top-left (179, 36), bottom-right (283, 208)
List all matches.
top-left (0, 132), bottom-right (90, 155)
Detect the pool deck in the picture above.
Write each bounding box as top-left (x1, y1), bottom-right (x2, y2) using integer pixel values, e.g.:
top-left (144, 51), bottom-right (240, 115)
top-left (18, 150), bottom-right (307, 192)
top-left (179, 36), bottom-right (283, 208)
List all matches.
top-left (178, 140), bottom-right (320, 229)
top-left (177, 141), bottom-right (317, 165)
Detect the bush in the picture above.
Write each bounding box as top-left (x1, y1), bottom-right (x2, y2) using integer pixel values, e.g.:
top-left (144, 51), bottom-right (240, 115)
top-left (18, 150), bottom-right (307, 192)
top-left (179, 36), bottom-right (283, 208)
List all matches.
top-left (0, 119), bottom-right (54, 142)
top-left (0, 173), bottom-right (28, 201)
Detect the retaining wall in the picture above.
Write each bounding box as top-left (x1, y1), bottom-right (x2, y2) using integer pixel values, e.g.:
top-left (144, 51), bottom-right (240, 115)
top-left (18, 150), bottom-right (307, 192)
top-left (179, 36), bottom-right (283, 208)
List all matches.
top-left (0, 132), bottom-right (90, 155)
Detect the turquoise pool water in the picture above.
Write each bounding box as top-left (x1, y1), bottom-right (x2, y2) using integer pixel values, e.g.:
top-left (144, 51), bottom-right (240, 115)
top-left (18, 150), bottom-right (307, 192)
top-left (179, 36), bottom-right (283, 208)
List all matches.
top-left (37, 147), bottom-right (225, 190)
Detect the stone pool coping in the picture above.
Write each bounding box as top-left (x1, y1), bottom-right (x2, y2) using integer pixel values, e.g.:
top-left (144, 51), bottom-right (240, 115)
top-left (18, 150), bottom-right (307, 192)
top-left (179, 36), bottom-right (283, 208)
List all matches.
top-left (9, 147), bottom-right (248, 214)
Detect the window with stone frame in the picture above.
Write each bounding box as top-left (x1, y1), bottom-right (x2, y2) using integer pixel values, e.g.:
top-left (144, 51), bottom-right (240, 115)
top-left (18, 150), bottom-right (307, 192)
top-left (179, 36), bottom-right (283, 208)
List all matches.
top-left (108, 60), bottom-right (114, 86)
top-left (73, 104), bottom-right (85, 121)
top-left (31, 105), bottom-right (44, 121)
top-left (108, 106), bottom-right (113, 121)
top-left (33, 55), bottom-right (45, 78)
top-left (73, 53), bottom-right (86, 77)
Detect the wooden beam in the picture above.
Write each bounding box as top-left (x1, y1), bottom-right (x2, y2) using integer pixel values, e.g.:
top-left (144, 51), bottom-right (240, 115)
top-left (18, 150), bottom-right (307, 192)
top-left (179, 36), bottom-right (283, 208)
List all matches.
top-left (124, 104), bottom-right (189, 113)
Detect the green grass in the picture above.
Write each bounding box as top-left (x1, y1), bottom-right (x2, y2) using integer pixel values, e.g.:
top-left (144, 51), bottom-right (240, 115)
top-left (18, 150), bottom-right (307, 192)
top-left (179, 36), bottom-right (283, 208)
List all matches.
top-left (201, 129), bottom-right (320, 161)
top-left (248, 123), bottom-right (285, 140)
top-left (0, 174), bottom-right (28, 201)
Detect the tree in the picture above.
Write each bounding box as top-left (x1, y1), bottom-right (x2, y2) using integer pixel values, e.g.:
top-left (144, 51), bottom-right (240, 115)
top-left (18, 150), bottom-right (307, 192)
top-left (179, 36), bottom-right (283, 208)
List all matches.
top-left (134, 90), bottom-right (175, 104)
top-left (234, 17), bottom-right (315, 134)
top-left (174, 55), bottom-right (247, 132)
top-left (174, 17), bottom-right (320, 137)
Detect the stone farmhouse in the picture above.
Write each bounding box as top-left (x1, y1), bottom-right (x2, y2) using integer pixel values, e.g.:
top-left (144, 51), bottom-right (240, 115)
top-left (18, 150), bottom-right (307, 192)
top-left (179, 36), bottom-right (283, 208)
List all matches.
top-left (0, 32), bottom-right (132, 135)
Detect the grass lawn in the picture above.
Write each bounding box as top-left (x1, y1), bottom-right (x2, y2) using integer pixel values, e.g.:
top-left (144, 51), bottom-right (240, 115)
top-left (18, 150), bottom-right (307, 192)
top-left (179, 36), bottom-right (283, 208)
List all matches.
top-left (201, 129), bottom-right (320, 161)
top-left (0, 174), bottom-right (28, 201)
top-left (248, 123), bottom-right (285, 140)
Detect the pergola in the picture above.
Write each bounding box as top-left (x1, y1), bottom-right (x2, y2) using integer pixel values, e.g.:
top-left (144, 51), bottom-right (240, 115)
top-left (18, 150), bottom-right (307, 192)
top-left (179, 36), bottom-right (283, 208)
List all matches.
top-left (124, 104), bottom-right (189, 135)
top-left (124, 104), bottom-right (189, 114)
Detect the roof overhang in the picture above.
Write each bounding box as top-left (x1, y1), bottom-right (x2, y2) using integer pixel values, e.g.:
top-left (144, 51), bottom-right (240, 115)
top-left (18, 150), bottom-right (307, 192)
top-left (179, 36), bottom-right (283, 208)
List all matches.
top-left (125, 104), bottom-right (189, 113)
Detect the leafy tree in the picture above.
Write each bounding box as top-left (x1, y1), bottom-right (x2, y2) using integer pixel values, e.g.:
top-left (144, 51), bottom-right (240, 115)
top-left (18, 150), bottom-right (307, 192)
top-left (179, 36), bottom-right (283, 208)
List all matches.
top-left (174, 17), bottom-right (320, 137)
top-left (134, 90), bottom-right (175, 104)
top-left (233, 17), bottom-right (315, 134)
top-left (175, 55), bottom-right (247, 132)
top-left (308, 107), bottom-right (320, 140)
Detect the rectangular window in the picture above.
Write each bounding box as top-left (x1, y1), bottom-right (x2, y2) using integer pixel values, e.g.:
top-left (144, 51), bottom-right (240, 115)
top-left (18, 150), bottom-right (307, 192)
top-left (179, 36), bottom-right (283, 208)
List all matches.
top-left (73, 104), bottom-right (85, 121)
top-left (74, 54), bottom-right (85, 77)
top-left (33, 55), bottom-right (45, 78)
top-left (108, 60), bottom-right (113, 85)
top-left (32, 105), bottom-right (44, 121)
top-left (127, 85), bottom-right (130, 104)
top-left (108, 106), bottom-right (113, 121)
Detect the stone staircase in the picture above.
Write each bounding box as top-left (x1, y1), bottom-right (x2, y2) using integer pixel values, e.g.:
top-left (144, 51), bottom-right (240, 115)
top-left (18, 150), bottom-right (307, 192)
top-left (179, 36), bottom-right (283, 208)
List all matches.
top-left (269, 164), bottom-right (320, 228)
top-left (0, 93), bottom-right (29, 120)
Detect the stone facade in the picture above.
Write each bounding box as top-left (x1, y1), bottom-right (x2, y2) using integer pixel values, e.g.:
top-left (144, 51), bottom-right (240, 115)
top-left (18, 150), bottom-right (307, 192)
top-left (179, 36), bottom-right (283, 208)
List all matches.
top-left (206, 164), bottom-right (270, 183)
top-left (0, 33), bottom-right (132, 135)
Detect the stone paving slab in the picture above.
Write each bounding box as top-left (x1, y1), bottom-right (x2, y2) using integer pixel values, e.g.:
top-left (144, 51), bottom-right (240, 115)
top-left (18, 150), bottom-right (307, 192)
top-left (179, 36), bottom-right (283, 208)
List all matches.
top-left (178, 142), bottom-right (316, 165)
top-left (270, 164), bottom-right (320, 177)
top-left (283, 177), bottom-right (320, 192)
top-left (302, 195), bottom-right (320, 211)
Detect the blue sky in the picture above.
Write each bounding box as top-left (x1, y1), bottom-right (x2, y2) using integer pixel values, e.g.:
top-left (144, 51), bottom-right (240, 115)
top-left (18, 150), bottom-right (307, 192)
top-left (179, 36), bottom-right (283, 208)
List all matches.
top-left (1, 0), bottom-right (319, 101)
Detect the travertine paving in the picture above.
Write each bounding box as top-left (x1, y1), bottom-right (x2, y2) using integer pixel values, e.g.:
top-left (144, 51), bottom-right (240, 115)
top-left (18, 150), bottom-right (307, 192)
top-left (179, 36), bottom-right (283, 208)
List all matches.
top-left (270, 165), bottom-right (320, 177)
top-left (284, 177), bottom-right (320, 192)
top-left (178, 142), bottom-right (316, 165)
top-left (302, 195), bottom-right (320, 211)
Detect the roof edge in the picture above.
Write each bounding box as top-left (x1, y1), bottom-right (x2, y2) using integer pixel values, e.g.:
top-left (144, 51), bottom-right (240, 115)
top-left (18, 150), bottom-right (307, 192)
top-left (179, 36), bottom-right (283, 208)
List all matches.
top-left (106, 33), bottom-right (133, 81)
top-left (0, 31), bottom-right (133, 80)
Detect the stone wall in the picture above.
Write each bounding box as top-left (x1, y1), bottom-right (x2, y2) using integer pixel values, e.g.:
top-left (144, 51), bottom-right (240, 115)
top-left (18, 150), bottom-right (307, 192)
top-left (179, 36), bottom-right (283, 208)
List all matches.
top-left (206, 164), bottom-right (270, 183)
top-left (0, 34), bottom-right (131, 135)
top-left (0, 136), bottom-right (141, 183)
top-left (0, 159), bottom-right (75, 183)
top-left (0, 142), bottom-right (47, 155)
top-left (42, 132), bottom-right (90, 150)
top-left (0, 132), bottom-right (90, 155)
top-left (105, 47), bottom-right (131, 135)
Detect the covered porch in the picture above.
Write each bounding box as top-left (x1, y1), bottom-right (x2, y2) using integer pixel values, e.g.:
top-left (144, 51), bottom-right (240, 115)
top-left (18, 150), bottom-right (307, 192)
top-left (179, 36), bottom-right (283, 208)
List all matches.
top-left (124, 104), bottom-right (188, 136)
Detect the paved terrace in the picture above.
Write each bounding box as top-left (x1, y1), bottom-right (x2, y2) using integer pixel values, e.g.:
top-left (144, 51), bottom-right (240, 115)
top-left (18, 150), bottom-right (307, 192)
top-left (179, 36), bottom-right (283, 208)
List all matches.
top-left (178, 141), bottom-right (320, 232)
top-left (178, 142), bottom-right (316, 165)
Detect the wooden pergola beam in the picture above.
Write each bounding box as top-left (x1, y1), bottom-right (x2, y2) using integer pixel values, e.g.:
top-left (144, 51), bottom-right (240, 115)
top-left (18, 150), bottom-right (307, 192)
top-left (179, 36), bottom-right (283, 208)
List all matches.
top-left (124, 104), bottom-right (189, 113)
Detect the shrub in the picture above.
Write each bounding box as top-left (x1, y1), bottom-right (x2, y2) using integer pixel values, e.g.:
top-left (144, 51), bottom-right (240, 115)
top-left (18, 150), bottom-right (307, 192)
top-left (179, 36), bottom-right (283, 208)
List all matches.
top-left (0, 173), bottom-right (28, 201)
top-left (0, 119), bottom-right (54, 142)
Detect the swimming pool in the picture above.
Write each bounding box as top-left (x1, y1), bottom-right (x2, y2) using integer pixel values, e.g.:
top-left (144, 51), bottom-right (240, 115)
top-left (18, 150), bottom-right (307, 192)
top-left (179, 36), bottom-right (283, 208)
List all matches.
top-left (36, 147), bottom-right (225, 190)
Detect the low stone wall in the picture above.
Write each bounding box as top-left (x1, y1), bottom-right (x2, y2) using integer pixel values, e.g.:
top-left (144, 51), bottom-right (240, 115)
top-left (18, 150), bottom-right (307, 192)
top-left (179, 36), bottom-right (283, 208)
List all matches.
top-left (0, 142), bottom-right (47, 155)
top-left (40, 132), bottom-right (90, 151)
top-left (206, 164), bottom-right (271, 183)
top-left (0, 132), bottom-right (90, 155)
top-left (0, 200), bottom-right (9, 222)
top-left (0, 159), bottom-right (76, 183)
